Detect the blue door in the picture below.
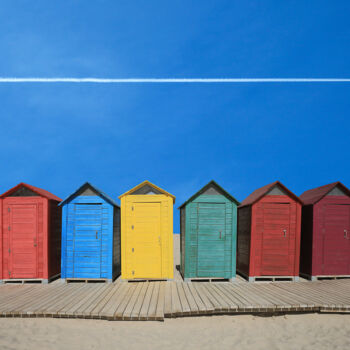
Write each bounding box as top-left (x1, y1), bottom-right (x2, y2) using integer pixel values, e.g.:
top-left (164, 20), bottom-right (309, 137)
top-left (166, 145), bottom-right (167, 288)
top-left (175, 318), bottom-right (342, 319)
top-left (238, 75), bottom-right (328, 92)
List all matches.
top-left (73, 203), bottom-right (102, 278)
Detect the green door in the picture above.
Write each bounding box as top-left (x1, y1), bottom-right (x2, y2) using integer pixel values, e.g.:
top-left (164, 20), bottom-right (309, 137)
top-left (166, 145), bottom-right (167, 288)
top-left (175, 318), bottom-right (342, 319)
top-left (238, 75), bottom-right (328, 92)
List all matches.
top-left (197, 202), bottom-right (226, 277)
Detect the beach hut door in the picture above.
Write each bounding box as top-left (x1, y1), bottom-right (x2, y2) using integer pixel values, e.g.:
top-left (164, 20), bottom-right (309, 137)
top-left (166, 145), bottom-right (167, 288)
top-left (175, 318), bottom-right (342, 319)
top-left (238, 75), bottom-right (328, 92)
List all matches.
top-left (72, 203), bottom-right (102, 278)
top-left (322, 204), bottom-right (350, 275)
top-left (197, 203), bottom-right (226, 277)
top-left (260, 203), bottom-right (291, 275)
top-left (131, 202), bottom-right (162, 278)
top-left (8, 203), bottom-right (38, 279)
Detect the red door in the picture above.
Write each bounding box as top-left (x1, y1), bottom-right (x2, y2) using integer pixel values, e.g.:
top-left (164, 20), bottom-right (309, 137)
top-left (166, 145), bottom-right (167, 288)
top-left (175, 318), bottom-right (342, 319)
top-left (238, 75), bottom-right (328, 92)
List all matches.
top-left (8, 204), bottom-right (38, 279)
top-left (261, 203), bottom-right (293, 275)
top-left (322, 204), bottom-right (350, 275)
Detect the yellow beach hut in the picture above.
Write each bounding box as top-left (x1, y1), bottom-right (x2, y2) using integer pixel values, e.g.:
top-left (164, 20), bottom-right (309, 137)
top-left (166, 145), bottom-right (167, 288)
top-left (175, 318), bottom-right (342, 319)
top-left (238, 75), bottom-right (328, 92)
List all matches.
top-left (119, 181), bottom-right (175, 280)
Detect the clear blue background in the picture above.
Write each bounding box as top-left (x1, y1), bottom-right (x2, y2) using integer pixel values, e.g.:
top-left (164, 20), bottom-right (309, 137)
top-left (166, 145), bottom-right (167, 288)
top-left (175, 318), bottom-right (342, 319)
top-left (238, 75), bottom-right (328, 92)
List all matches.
top-left (0, 1), bottom-right (349, 232)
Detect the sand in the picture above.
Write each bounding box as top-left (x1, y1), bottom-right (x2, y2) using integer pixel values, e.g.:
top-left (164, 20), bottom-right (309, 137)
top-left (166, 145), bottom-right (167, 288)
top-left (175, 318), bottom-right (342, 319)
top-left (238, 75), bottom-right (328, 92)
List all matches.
top-left (0, 314), bottom-right (349, 350)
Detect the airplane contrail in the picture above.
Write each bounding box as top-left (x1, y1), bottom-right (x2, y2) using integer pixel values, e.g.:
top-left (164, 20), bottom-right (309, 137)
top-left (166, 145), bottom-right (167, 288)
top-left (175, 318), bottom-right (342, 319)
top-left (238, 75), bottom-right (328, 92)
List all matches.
top-left (0, 77), bottom-right (350, 83)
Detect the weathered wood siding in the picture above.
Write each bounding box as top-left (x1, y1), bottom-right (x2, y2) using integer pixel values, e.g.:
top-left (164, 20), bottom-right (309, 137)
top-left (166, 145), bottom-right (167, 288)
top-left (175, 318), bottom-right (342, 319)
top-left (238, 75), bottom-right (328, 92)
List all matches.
top-left (182, 193), bottom-right (237, 279)
top-left (48, 200), bottom-right (62, 278)
top-left (180, 207), bottom-right (186, 276)
top-left (237, 205), bottom-right (251, 276)
top-left (300, 205), bottom-right (314, 276)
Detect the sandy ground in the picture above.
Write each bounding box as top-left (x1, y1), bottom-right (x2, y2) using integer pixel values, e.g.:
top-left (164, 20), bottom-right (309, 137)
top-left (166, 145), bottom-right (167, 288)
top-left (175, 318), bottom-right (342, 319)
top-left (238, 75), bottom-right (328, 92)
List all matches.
top-left (1, 236), bottom-right (349, 350)
top-left (0, 314), bottom-right (349, 350)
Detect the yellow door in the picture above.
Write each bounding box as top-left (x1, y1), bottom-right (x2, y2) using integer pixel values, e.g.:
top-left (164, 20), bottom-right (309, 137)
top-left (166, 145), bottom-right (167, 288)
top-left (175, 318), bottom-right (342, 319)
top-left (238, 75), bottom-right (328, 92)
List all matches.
top-left (131, 202), bottom-right (162, 278)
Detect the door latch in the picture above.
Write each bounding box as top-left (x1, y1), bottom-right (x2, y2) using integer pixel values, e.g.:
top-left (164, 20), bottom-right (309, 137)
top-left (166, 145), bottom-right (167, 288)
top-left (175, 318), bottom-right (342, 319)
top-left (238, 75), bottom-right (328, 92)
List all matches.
top-left (132, 225), bottom-right (134, 230)
top-left (132, 248), bottom-right (134, 252)
top-left (283, 229), bottom-right (287, 238)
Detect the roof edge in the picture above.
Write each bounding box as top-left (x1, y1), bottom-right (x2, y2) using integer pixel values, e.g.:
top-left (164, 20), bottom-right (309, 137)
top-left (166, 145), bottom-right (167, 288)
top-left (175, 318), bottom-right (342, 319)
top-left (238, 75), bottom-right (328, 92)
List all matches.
top-left (0, 182), bottom-right (62, 202)
top-left (59, 182), bottom-right (119, 207)
top-left (119, 180), bottom-right (176, 203)
top-left (239, 181), bottom-right (303, 207)
top-left (178, 180), bottom-right (240, 209)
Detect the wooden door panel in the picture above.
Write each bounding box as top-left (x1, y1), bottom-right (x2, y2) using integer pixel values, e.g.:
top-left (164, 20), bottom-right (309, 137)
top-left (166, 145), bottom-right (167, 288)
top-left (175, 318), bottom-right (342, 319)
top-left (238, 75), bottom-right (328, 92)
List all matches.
top-left (261, 203), bottom-right (292, 275)
top-left (73, 204), bottom-right (102, 278)
top-left (131, 202), bottom-right (161, 278)
top-left (322, 204), bottom-right (350, 275)
top-left (9, 204), bottom-right (37, 279)
top-left (197, 203), bottom-right (226, 277)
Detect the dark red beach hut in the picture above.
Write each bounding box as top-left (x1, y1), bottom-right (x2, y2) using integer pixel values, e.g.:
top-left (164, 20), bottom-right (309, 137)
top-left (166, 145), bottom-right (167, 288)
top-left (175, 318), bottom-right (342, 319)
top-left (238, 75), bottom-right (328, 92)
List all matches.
top-left (237, 181), bottom-right (302, 282)
top-left (0, 183), bottom-right (62, 283)
top-left (300, 182), bottom-right (350, 280)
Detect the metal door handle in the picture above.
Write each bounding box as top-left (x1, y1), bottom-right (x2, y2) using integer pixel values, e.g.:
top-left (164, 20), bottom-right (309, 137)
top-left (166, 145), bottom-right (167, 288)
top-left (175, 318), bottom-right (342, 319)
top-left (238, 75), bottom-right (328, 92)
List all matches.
top-left (33, 238), bottom-right (37, 247)
top-left (158, 236), bottom-right (161, 245)
top-left (96, 231), bottom-right (98, 239)
top-left (283, 229), bottom-right (287, 238)
top-left (219, 231), bottom-right (222, 239)
top-left (345, 229), bottom-right (348, 239)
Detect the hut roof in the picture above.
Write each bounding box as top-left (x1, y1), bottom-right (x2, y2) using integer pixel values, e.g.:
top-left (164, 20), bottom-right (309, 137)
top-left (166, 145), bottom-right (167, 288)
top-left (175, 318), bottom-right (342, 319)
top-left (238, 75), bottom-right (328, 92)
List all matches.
top-left (59, 182), bottom-right (119, 207)
top-left (0, 182), bottom-right (62, 202)
top-left (119, 180), bottom-right (175, 203)
top-left (239, 181), bottom-right (302, 208)
top-left (178, 180), bottom-right (240, 209)
top-left (299, 181), bottom-right (350, 205)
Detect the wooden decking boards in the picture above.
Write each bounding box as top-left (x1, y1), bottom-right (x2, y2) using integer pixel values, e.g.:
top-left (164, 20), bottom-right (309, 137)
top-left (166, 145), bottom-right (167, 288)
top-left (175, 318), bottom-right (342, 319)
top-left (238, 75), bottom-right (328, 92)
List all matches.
top-left (0, 279), bottom-right (349, 321)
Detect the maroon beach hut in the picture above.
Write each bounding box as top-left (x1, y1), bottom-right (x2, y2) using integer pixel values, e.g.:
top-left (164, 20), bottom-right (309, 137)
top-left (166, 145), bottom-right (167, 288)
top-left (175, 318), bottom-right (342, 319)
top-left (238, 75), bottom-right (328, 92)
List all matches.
top-left (237, 181), bottom-right (302, 282)
top-left (300, 182), bottom-right (350, 280)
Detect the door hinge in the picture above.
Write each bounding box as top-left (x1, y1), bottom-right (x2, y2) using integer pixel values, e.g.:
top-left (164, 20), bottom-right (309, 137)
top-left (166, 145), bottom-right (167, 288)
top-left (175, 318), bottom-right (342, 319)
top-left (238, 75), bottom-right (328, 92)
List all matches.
top-left (8, 226), bottom-right (10, 231)
top-left (7, 207), bottom-right (10, 212)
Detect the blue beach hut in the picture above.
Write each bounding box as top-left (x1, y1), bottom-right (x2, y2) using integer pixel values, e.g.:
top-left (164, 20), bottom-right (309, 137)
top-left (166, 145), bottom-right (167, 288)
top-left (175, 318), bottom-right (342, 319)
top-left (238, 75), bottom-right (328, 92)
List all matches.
top-left (59, 182), bottom-right (120, 282)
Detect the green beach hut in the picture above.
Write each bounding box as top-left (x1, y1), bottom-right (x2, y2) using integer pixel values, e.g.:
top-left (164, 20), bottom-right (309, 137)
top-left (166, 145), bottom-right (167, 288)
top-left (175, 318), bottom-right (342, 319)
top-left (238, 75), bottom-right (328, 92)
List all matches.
top-left (179, 180), bottom-right (239, 282)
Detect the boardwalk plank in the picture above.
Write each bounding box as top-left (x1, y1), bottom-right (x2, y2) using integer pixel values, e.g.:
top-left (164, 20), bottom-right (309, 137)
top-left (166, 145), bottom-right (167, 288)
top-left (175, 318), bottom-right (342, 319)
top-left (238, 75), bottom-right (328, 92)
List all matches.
top-left (130, 282), bottom-right (149, 320)
top-left (147, 282), bottom-right (160, 320)
top-left (164, 281), bottom-right (172, 316)
top-left (139, 283), bottom-right (154, 320)
top-left (123, 283), bottom-right (144, 320)
top-left (170, 281), bottom-right (182, 317)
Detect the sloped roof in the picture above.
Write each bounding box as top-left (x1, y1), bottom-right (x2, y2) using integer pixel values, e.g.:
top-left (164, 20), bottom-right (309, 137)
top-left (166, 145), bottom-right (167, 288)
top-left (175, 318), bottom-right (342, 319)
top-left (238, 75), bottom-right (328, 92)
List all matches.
top-left (119, 180), bottom-right (175, 203)
top-left (178, 180), bottom-right (240, 209)
top-left (239, 181), bottom-right (302, 207)
top-left (59, 182), bottom-right (119, 207)
top-left (299, 181), bottom-right (350, 205)
top-left (0, 182), bottom-right (62, 202)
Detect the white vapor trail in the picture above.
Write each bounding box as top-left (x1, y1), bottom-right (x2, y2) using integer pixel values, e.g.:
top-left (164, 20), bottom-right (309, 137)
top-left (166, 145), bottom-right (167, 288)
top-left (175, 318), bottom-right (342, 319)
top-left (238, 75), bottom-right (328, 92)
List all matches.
top-left (0, 77), bottom-right (350, 83)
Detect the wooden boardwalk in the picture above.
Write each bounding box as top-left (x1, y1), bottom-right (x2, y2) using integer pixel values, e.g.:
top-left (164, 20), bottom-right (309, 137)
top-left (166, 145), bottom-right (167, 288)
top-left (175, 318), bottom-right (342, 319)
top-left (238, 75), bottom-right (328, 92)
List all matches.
top-left (0, 279), bottom-right (349, 321)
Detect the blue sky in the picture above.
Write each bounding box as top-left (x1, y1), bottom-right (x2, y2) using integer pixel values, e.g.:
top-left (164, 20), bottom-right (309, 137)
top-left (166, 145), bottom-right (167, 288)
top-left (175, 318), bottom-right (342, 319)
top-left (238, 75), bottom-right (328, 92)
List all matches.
top-left (0, 1), bottom-right (349, 231)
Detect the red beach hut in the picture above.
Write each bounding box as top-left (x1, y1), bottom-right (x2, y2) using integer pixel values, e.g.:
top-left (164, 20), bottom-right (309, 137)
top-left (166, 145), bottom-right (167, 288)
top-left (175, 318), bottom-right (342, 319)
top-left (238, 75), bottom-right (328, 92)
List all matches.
top-left (0, 183), bottom-right (62, 283)
top-left (300, 182), bottom-right (350, 280)
top-left (237, 181), bottom-right (302, 282)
